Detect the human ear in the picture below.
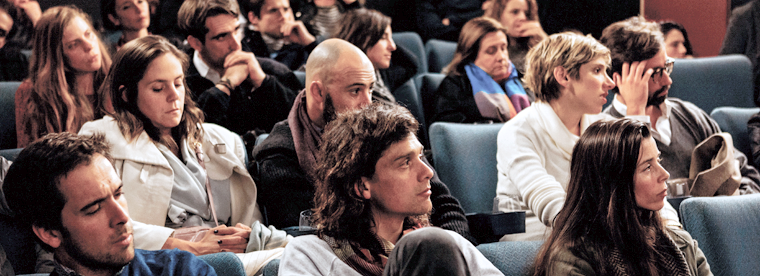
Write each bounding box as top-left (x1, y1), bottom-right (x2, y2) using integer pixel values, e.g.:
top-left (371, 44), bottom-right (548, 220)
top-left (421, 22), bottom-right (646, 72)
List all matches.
top-left (308, 80), bottom-right (325, 103)
top-left (107, 14), bottom-right (121, 27)
top-left (120, 85), bottom-right (128, 103)
top-left (355, 178), bottom-right (372, 200)
top-left (32, 225), bottom-right (62, 249)
top-left (187, 35), bottom-right (203, 53)
top-left (553, 66), bottom-right (570, 87)
top-left (248, 11), bottom-right (259, 25)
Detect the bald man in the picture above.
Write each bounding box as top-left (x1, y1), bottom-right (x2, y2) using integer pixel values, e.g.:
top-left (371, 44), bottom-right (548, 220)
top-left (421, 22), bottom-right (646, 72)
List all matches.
top-left (251, 39), bottom-right (475, 243)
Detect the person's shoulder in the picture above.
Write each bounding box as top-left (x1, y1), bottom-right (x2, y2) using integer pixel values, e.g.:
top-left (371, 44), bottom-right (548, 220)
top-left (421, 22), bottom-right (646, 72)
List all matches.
top-left (131, 249), bottom-right (214, 275)
top-left (79, 116), bottom-right (119, 135)
top-left (666, 98), bottom-right (711, 118)
top-left (253, 120), bottom-right (294, 157)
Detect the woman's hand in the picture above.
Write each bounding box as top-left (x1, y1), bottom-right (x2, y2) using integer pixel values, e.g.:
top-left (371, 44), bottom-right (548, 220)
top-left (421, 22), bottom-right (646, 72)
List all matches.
top-left (613, 61), bottom-right (652, 116)
top-left (13, 0), bottom-right (42, 25)
top-left (163, 224), bottom-right (252, 255)
top-left (512, 21), bottom-right (547, 46)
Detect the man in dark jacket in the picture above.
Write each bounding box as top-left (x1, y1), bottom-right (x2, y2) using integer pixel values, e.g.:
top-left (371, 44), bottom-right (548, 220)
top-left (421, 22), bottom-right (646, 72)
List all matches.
top-left (177, 0), bottom-right (298, 135)
top-left (252, 39), bottom-right (476, 244)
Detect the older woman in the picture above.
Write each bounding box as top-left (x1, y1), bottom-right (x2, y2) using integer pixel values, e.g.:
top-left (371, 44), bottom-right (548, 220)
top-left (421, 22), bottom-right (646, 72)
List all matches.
top-left (485, 0), bottom-right (547, 73)
top-left (334, 8), bottom-right (418, 105)
top-left (431, 17), bottom-right (530, 124)
top-left (494, 32), bottom-right (682, 241)
top-left (532, 119), bottom-right (712, 275)
top-left (78, 35), bottom-right (288, 275)
top-left (15, 5), bottom-right (111, 148)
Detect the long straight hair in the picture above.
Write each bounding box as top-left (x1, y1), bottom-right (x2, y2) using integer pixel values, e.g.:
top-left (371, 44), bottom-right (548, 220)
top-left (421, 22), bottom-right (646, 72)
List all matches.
top-left (21, 6), bottom-right (111, 145)
top-left (443, 17), bottom-right (507, 76)
top-left (533, 119), bottom-right (664, 276)
top-left (106, 35), bottom-right (204, 152)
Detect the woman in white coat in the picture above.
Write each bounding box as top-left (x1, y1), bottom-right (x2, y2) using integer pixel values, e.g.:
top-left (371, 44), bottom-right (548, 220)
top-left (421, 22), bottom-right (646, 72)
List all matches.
top-left (79, 35), bottom-right (288, 275)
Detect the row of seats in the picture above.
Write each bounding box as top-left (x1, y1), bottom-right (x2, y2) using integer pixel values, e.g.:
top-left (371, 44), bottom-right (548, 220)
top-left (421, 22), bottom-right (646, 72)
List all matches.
top-left (259, 193), bottom-right (760, 276)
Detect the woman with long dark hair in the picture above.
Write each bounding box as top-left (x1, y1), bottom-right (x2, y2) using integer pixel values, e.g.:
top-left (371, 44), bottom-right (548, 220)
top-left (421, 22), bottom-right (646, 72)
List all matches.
top-left (532, 119), bottom-right (711, 276)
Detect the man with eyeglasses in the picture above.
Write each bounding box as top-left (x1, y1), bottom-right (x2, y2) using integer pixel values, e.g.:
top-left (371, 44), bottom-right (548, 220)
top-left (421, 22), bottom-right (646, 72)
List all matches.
top-left (601, 16), bottom-right (760, 195)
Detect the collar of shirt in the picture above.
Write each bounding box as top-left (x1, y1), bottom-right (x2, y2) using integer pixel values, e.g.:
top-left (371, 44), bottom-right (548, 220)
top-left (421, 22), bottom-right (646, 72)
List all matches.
top-left (612, 94), bottom-right (673, 146)
top-left (52, 259), bottom-right (127, 276)
top-left (193, 51), bottom-right (221, 84)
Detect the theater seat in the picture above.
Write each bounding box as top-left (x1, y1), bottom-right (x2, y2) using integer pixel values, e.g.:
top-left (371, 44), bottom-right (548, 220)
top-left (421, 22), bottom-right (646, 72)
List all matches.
top-left (710, 107), bottom-right (760, 165)
top-left (0, 82), bottom-right (21, 150)
top-left (393, 79), bottom-right (428, 147)
top-left (669, 55), bottom-right (754, 114)
top-left (425, 39), bottom-right (456, 73)
top-left (429, 122), bottom-right (504, 214)
top-left (477, 240), bottom-right (542, 276)
top-left (414, 73), bottom-right (446, 128)
top-left (198, 252), bottom-right (246, 276)
top-left (392, 32), bottom-right (427, 75)
top-left (680, 194), bottom-right (760, 276)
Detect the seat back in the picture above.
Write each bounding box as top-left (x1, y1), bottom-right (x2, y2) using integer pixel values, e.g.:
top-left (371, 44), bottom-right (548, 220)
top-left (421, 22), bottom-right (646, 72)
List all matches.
top-left (710, 107), bottom-right (760, 164)
top-left (429, 122), bottom-right (504, 214)
top-left (393, 78), bottom-right (428, 147)
top-left (669, 55), bottom-right (754, 114)
top-left (392, 32), bottom-right (427, 75)
top-left (197, 252), bottom-right (246, 276)
top-left (680, 194), bottom-right (760, 276)
top-left (414, 73), bottom-right (446, 129)
top-left (0, 82), bottom-right (21, 150)
top-left (477, 240), bottom-right (542, 276)
top-left (425, 39), bottom-right (457, 73)
top-left (293, 71), bottom-right (305, 88)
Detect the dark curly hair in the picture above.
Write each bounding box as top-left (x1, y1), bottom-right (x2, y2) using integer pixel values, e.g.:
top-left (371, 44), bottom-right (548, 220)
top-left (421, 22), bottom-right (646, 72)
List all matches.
top-left (312, 103), bottom-right (418, 247)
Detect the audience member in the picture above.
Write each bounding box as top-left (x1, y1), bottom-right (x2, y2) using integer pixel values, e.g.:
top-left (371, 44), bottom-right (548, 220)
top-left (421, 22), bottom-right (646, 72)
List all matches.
top-left (749, 112), bottom-right (760, 166)
top-left (415, 0), bottom-right (484, 42)
top-left (252, 39), bottom-right (475, 244)
top-left (290, 0), bottom-right (361, 39)
top-left (720, 0), bottom-right (760, 106)
top-left (78, 35), bottom-right (289, 275)
top-left (485, 0), bottom-right (547, 73)
top-left (241, 0), bottom-right (319, 70)
top-left (279, 103), bottom-right (503, 275)
top-left (334, 8), bottom-right (418, 105)
top-left (0, 0), bottom-right (28, 81)
top-left (4, 0), bottom-right (39, 50)
top-left (101, 0), bottom-right (151, 53)
top-left (532, 119), bottom-right (712, 276)
top-left (660, 21), bottom-right (694, 59)
top-left (602, 16), bottom-right (760, 195)
top-left (177, 0), bottom-right (297, 135)
top-left (432, 17), bottom-right (530, 124)
top-left (4, 132), bottom-right (217, 276)
top-left (15, 5), bottom-right (112, 148)
top-left (495, 32), bottom-right (681, 241)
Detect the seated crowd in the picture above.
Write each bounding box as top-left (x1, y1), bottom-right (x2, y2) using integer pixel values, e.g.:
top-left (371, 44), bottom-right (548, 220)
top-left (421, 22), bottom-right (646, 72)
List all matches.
top-left (1, 0), bottom-right (757, 275)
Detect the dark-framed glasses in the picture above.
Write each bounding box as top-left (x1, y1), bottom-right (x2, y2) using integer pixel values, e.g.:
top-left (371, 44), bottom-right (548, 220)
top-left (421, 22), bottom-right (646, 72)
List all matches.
top-left (651, 57), bottom-right (675, 83)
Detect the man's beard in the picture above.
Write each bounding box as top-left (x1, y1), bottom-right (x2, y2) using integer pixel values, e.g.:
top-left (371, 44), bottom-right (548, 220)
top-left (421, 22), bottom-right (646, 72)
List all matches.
top-left (60, 226), bottom-right (134, 272)
top-left (647, 85), bottom-right (669, 107)
top-left (322, 93), bottom-right (337, 124)
top-left (200, 47), bottom-right (225, 72)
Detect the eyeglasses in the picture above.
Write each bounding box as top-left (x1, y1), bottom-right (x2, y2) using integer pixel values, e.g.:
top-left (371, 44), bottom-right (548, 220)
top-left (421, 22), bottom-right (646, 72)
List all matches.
top-left (651, 57), bottom-right (675, 83)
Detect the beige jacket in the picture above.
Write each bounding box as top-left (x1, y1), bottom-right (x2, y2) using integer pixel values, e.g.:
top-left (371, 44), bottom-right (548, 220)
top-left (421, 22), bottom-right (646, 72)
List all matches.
top-left (79, 116), bottom-right (263, 249)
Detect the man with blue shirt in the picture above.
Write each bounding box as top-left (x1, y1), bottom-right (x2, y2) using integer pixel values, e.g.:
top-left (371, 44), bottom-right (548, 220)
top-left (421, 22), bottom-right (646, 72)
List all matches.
top-left (4, 133), bottom-right (216, 276)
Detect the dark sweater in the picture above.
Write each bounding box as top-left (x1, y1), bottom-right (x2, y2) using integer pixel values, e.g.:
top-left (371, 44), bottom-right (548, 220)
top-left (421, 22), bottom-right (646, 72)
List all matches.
top-left (186, 54), bottom-right (299, 135)
top-left (252, 120), bottom-right (477, 244)
top-left (606, 98), bottom-right (760, 194)
top-left (242, 29), bottom-right (320, 71)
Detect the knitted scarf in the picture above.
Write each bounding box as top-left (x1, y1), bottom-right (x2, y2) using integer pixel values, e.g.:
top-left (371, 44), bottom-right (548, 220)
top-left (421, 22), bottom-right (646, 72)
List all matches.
top-left (465, 62), bottom-right (530, 122)
top-left (322, 234), bottom-right (394, 276)
top-left (607, 229), bottom-right (691, 276)
top-left (288, 90), bottom-right (322, 181)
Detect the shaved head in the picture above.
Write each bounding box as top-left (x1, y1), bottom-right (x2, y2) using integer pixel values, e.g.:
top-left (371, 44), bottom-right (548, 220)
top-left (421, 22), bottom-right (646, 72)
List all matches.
top-left (304, 39), bottom-right (375, 127)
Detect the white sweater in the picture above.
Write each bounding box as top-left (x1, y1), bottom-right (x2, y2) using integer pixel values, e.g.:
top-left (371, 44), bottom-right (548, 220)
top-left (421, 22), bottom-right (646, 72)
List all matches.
top-left (496, 102), bottom-right (679, 241)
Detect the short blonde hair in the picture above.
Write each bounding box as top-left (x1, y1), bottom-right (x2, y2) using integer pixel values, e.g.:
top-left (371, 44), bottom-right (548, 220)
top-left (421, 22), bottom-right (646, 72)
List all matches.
top-left (523, 32), bottom-right (610, 103)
